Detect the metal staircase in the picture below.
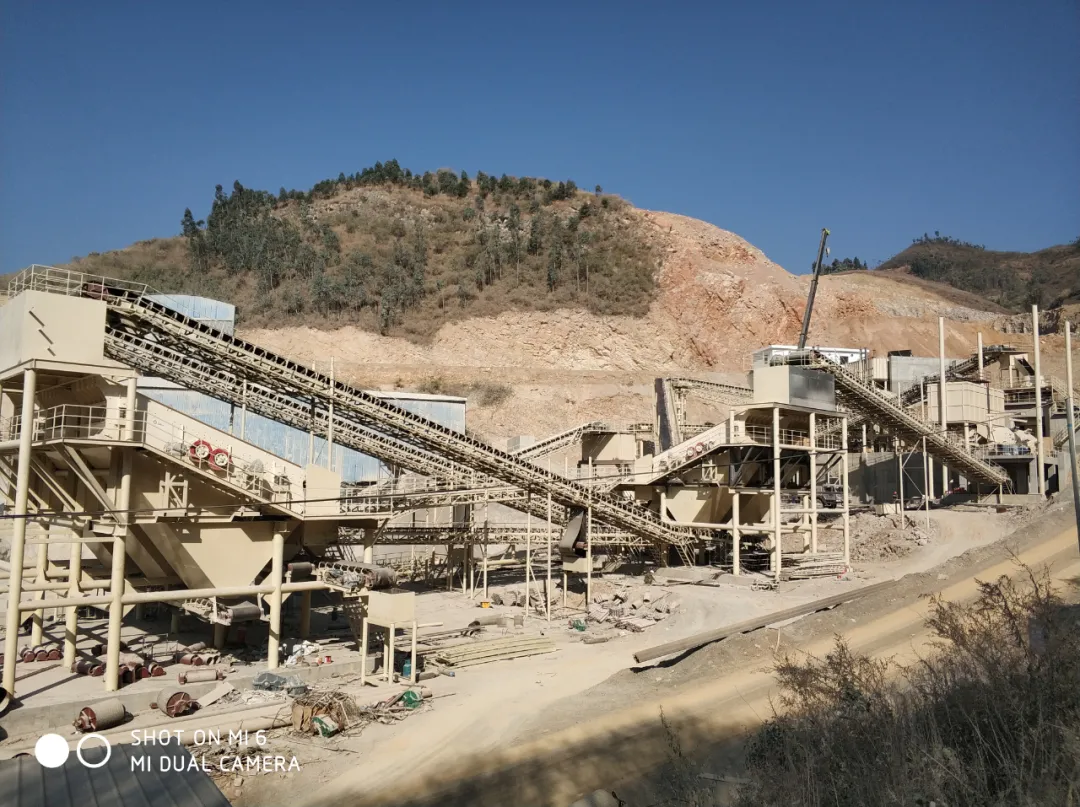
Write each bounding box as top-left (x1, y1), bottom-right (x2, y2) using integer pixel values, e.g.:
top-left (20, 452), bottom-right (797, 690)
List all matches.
top-left (11, 268), bottom-right (703, 553)
top-left (789, 351), bottom-right (1010, 487)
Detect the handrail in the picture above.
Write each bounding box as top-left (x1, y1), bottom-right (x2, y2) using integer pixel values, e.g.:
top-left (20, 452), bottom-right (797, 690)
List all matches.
top-left (785, 350), bottom-right (1009, 486)
top-left (3, 402), bottom-right (305, 508)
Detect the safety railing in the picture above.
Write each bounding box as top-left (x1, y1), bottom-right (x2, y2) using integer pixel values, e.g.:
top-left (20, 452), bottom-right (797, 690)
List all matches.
top-left (740, 424), bottom-right (841, 450)
top-left (3, 403), bottom-right (310, 511)
top-left (974, 443), bottom-right (1034, 459)
top-left (7, 264), bottom-right (153, 299)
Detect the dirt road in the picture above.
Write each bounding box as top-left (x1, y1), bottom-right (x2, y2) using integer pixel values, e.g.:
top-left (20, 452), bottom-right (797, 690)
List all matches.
top-left (306, 522), bottom-right (1080, 807)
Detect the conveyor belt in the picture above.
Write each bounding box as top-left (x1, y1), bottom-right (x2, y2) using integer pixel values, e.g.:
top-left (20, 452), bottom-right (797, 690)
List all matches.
top-left (54, 275), bottom-right (702, 550)
top-left (789, 351), bottom-right (1009, 486)
top-left (655, 378), bottom-right (681, 451)
top-left (511, 421), bottom-right (607, 460)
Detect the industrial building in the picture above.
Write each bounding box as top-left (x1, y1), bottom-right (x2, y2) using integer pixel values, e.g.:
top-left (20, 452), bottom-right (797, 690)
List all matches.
top-left (0, 265), bottom-right (1076, 711)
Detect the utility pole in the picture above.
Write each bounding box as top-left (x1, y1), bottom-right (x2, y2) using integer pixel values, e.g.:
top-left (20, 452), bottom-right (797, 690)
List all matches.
top-left (1064, 321), bottom-right (1079, 551)
top-left (938, 317), bottom-right (949, 495)
top-left (1032, 306), bottom-right (1046, 496)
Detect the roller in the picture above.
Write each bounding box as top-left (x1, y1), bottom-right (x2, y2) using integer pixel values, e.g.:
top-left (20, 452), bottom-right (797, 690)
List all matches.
top-left (156, 687), bottom-right (194, 718)
top-left (178, 668), bottom-right (224, 684)
top-left (74, 698), bottom-right (127, 732)
top-left (226, 603), bottom-right (263, 623)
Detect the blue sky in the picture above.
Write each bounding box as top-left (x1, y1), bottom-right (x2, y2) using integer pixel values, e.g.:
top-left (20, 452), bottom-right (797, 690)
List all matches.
top-left (1, 0), bottom-right (1077, 276)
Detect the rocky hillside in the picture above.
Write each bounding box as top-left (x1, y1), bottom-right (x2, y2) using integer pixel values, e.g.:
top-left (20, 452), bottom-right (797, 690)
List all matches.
top-left (243, 210), bottom-right (1052, 441)
top-left (53, 162), bottom-right (659, 340)
top-left (875, 234), bottom-right (1080, 311)
top-left (9, 167), bottom-right (1072, 442)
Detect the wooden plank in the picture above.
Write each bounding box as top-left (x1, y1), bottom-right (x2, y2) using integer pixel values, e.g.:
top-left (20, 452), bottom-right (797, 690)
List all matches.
top-left (632, 580), bottom-right (896, 664)
top-left (446, 647), bottom-right (558, 668)
top-left (438, 644), bottom-right (553, 663)
top-left (436, 637), bottom-right (549, 657)
top-left (437, 641), bottom-right (554, 664)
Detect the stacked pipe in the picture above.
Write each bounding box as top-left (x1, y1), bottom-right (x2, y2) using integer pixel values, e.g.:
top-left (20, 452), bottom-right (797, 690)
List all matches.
top-left (18, 645), bottom-right (62, 663)
top-left (174, 641), bottom-right (222, 666)
top-left (70, 651), bottom-right (166, 682)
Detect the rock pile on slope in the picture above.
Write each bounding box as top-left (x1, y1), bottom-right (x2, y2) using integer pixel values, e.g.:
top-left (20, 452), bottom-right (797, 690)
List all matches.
top-left (847, 512), bottom-right (940, 562)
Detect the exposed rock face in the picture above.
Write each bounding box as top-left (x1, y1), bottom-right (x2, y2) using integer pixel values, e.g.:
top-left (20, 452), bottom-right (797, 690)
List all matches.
top-left (242, 210), bottom-right (1029, 440)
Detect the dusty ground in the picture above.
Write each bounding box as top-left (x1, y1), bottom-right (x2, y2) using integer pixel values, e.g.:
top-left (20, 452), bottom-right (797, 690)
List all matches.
top-left (311, 499), bottom-right (1078, 807)
top-left (177, 501), bottom-right (1055, 807)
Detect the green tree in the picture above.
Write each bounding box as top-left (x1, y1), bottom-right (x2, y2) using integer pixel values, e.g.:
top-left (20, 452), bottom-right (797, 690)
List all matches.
top-left (547, 218), bottom-right (564, 290)
top-left (527, 214), bottom-right (543, 255)
top-left (507, 204), bottom-right (523, 278)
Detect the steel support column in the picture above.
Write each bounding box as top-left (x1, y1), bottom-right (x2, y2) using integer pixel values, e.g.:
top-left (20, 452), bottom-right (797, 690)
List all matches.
top-left (1033, 305), bottom-right (1045, 496)
top-left (842, 417), bottom-right (851, 568)
top-left (939, 317), bottom-right (949, 494)
top-left (267, 527), bottom-right (285, 669)
top-left (809, 412), bottom-right (818, 553)
top-left (772, 406), bottom-right (782, 581)
top-left (2, 368), bottom-right (36, 698)
top-left (62, 531), bottom-right (84, 669)
top-left (105, 376), bottom-right (138, 692)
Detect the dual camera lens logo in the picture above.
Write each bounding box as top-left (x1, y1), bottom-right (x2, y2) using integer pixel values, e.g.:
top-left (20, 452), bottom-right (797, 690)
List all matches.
top-left (34, 732), bottom-right (111, 769)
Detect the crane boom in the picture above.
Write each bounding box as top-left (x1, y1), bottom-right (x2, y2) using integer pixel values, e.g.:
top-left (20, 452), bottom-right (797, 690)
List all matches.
top-left (797, 227), bottom-right (831, 350)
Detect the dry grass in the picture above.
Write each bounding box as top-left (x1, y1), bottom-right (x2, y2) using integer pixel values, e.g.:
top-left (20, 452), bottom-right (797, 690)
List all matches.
top-left (416, 376), bottom-right (513, 407)
top-left (730, 569), bottom-right (1080, 806)
top-left (41, 181), bottom-right (659, 343)
top-left (654, 568), bottom-right (1080, 806)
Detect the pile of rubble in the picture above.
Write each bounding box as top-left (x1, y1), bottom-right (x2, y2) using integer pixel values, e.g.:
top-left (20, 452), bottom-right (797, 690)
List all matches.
top-left (581, 580), bottom-right (681, 633)
top-left (847, 513), bottom-right (939, 561)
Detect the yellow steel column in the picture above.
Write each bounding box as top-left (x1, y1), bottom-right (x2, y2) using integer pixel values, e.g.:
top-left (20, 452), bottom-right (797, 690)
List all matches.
top-left (842, 416), bottom-right (851, 568)
top-left (731, 491), bottom-right (740, 575)
top-left (267, 527), bottom-right (285, 670)
top-left (105, 376), bottom-right (137, 691)
top-left (62, 533), bottom-right (83, 669)
top-left (3, 368), bottom-right (37, 698)
top-left (809, 411), bottom-right (818, 554)
top-left (29, 537), bottom-right (48, 646)
top-left (772, 406), bottom-right (782, 582)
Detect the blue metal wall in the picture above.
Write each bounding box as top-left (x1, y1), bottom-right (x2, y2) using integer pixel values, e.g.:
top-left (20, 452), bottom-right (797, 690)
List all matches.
top-left (138, 383), bottom-right (466, 481)
top-left (145, 294), bottom-right (236, 335)
top-left (137, 295), bottom-right (466, 481)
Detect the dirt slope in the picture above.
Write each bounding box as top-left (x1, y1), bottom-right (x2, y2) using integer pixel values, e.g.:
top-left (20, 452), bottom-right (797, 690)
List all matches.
top-left (241, 211), bottom-right (1036, 441)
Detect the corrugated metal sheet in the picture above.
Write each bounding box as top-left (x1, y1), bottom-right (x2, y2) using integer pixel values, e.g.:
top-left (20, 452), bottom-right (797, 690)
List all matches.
top-left (138, 383), bottom-right (466, 482)
top-left (145, 294), bottom-right (236, 335)
top-left (0, 740), bottom-right (230, 807)
top-left (134, 293), bottom-right (467, 481)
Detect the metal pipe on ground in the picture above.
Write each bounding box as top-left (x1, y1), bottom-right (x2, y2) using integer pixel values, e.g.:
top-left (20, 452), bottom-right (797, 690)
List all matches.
top-left (16, 580), bottom-right (327, 612)
top-left (633, 580), bottom-right (895, 664)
